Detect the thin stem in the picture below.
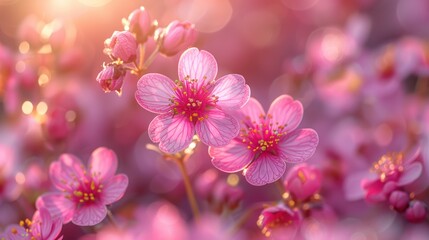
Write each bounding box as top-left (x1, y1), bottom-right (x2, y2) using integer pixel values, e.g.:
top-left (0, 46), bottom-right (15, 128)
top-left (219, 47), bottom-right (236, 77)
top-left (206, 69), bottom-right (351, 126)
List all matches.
top-left (175, 157), bottom-right (200, 220)
top-left (275, 179), bottom-right (285, 198)
top-left (138, 44), bottom-right (146, 71)
top-left (142, 45), bottom-right (160, 70)
top-left (107, 209), bottom-right (119, 228)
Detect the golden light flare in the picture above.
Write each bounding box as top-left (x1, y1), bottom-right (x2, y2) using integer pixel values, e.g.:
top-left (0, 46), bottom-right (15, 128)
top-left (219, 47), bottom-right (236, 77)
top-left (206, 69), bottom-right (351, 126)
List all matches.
top-left (227, 174), bottom-right (239, 186)
top-left (15, 172), bottom-right (26, 185)
top-left (38, 73), bottom-right (50, 86)
top-left (18, 41), bottom-right (30, 54)
top-left (22, 101), bottom-right (34, 115)
top-left (36, 101), bottom-right (48, 115)
top-left (78, 0), bottom-right (112, 7)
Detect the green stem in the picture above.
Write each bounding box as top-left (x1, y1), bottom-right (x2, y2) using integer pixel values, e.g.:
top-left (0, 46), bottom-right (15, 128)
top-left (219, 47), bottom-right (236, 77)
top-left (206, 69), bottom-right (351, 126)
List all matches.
top-left (175, 157), bottom-right (200, 220)
top-left (142, 45), bottom-right (160, 70)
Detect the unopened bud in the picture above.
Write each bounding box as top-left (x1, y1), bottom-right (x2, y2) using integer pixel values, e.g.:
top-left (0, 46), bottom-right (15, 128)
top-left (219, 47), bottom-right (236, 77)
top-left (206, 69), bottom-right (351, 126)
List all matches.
top-left (125, 6), bottom-right (157, 43)
top-left (156, 21), bottom-right (197, 57)
top-left (104, 31), bottom-right (137, 63)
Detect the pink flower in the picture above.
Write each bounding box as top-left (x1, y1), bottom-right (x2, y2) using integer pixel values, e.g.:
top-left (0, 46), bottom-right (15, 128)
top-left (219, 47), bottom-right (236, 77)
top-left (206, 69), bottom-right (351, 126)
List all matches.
top-left (96, 63), bottom-right (126, 93)
top-left (257, 204), bottom-right (302, 239)
top-left (283, 163), bottom-right (322, 201)
top-left (1, 208), bottom-right (62, 240)
top-left (36, 147), bottom-right (129, 226)
top-left (125, 6), bottom-right (157, 43)
top-left (135, 47), bottom-right (250, 153)
top-left (405, 200), bottom-right (427, 223)
top-left (156, 21), bottom-right (198, 56)
top-left (104, 31), bottom-right (137, 63)
top-left (389, 190), bottom-right (410, 212)
top-left (210, 95), bottom-right (319, 186)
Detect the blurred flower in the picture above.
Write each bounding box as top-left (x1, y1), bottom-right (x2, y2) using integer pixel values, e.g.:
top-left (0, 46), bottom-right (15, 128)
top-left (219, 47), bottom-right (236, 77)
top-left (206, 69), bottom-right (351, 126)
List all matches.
top-left (405, 200), bottom-right (427, 223)
top-left (283, 163), bottom-right (322, 201)
top-left (388, 190), bottom-right (410, 212)
top-left (210, 95), bottom-right (319, 186)
top-left (96, 63), bottom-right (126, 94)
top-left (124, 6), bottom-right (157, 43)
top-left (0, 208), bottom-right (62, 240)
top-left (104, 31), bottom-right (137, 63)
top-left (135, 47), bottom-right (250, 153)
top-left (257, 203), bottom-right (302, 239)
top-left (36, 147), bottom-right (129, 226)
top-left (156, 21), bottom-right (197, 57)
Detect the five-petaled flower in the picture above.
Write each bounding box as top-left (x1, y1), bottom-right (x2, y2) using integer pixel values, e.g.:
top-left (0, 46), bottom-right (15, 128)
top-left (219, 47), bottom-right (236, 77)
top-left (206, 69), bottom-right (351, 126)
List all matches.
top-left (36, 147), bottom-right (129, 226)
top-left (135, 47), bottom-right (250, 153)
top-left (209, 95), bottom-right (319, 186)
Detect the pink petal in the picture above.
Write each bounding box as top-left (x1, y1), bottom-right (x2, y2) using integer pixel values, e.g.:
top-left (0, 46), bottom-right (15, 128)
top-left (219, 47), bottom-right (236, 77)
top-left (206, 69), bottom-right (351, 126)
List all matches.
top-left (49, 154), bottom-right (85, 192)
top-left (178, 48), bottom-right (217, 88)
top-left (243, 154), bottom-right (286, 186)
top-left (209, 140), bottom-right (255, 172)
top-left (101, 174), bottom-right (129, 205)
top-left (148, 113), bottom-right (195, 153)
top-left (239, 98), bottom-right (266, 128)
top-left (35, 208), bottom-right (63, 240)
top-left (195, 109), bottom-right (239, 147)
top-left (72, 204), bottom-right (107, 226)
top-left (88, 147), bottom-right (118, 182)
top-left (343, 171), bottom-right (376, 201)
top-left (36, 193), bottom-right (75, 224)
top-left (278, 128), bottom-right (319, 163)
top-left (211, 74), bottom-right (250, 110)
top-left (398, 162), bottom-right (423, 186)
top-left (267, 95), bottom-right (303, 132)
top-left (135, 73), bottom-right (177, 114)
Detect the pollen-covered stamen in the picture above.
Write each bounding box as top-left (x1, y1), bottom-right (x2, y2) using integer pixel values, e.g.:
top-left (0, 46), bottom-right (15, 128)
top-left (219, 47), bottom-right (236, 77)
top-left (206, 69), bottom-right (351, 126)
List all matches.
top-left (169, 75), bottom-right (218, 122)
top-left (371, 152), bottom-right (404, 182)
top-left (240, 114), bottom-right (286, 154)
top-left (69, 180), bottom-right (103, 205)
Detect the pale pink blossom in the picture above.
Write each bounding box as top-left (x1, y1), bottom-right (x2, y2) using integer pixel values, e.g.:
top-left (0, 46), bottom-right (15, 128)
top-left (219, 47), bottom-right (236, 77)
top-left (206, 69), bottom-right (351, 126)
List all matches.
top-left (1, 208), bottom-right (62, 240)
top-left (104, 31), bottom-right (137, 63)
top-left (36, 147), bottom-right (128, 226)
top-left (283, 163), bottom-right (322, 201)
top-left (156, 21), bottom-right (197, 56)
top-left (135, 47), bottom-right (250, 153)
top-left (210, 95), bottom-right (319, 186)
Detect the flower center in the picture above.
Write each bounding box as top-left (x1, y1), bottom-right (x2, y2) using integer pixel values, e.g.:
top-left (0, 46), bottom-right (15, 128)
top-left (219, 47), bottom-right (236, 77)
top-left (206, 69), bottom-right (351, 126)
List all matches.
top-left (371, 152), bottom-right (404, 182)
top-left (170, 76), bottom-right (218, 123)
top-left (69, 180), bottom-right (103, 205)
top-left (240, 114), bottom-right (285, 154)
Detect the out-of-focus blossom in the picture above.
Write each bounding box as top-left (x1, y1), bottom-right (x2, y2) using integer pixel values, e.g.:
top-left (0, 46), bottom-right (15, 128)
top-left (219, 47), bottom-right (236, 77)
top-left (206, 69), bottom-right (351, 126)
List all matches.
top-left (36, 147), bottom-right (128, 226)
top-left (388, 190), bottom-right (410, 212)
top-left (283, 163), bottom-right (322, 201)
top-left (257, 203), bottom-right (302, 239)
top-left (0, 208), bottom-right (62, 240)
top-left (405, 200), bottom-right (427, 223)
top-left (210, 95), bottom-right (318, 186)
top-left (135, 47), bottom-right (250, 153)
top-left (96, 63), bottom-right (126, 93)
top-left (104, 31), bottom-right (137, 63)
top-left (156, 21), bottom-right (197, 57)
top-left (124, 6), bottom-right (157, 43)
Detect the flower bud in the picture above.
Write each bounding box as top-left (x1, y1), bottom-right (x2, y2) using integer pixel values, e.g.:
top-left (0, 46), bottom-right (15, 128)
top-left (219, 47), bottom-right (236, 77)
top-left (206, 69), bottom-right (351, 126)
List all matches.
top-left (405, 200), bottom-right (427, 223)
top-left (157, 21), bottom-right (197, 56)
top-left (96, 64), bottom-right (126, 93)
top-left (125, 6), bottom-right (157, 43)
top-left (257, 204), bottom-right (301, 238)
top-left (283, 164), bottom-right (322, 201)
top-left (104, 31), bottom-right (137, 63)
top-left (389, 190), bottom-right (410, 212)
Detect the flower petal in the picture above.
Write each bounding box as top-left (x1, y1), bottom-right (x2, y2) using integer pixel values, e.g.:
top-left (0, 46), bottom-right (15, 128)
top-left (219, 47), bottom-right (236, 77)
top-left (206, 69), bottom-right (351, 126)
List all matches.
top-left (238, 97), bottom-right (266, 128)
top-left (267, 95), bottom-right (303, 133)
top-left (101, 174), bottom-right (129, 205)
top-left (34, 208), bottom-right (63, 240)
top-left (36, 193), bottom-right (75, 224)
top-left (178, 48), bottom-right (217, 87)
top-left (148, 114), bottom-right (195, 153)
top-left (49, 154), bottom-right (85, 192)
top-left (209, 140), bottom-right (255, 173)
top-left (195, 109), bottom-right (239, 147)
top-left (88, 147), bottom-right (118, 182)
top-left (243, 154), bottom-right (286, 186)
top-left (211, 74), bottom-right (250, 110)
top-left (72, 204), bottom-right (107, 226)
top-left (278, 128), bottom-right (319, 163)
top-left (398, 162), bottom-right (423, 186)
top-left (135, 73), bottom-right (177, 114)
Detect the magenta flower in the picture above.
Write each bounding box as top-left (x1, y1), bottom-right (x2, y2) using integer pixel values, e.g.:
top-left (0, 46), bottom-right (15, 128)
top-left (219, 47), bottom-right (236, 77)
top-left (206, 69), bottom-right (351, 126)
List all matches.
top-left (210, 95), bottom-right (319, 186)
top-left (36, 147), bottom-right (129, 226)
top-left (1, 208), bottom-right (62, 240)
top-left (104, 31), bottom-right (137, 63)
top-left (283, 163), bottom-right (322, 201)
top-left (157, 21), bottom-right (198, 56)
top-left (257, 203), bottom-right (302, 239)
top-left (135, 47), bottom-right (250, 153)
